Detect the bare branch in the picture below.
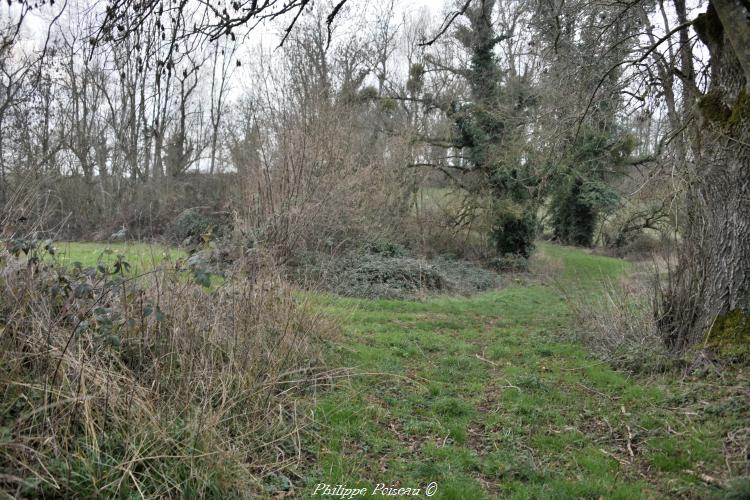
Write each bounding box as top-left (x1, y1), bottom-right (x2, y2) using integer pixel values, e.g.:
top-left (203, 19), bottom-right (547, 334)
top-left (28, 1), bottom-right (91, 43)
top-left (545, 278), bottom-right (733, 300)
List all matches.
top-left (419, 0), bottom-right (474, 47)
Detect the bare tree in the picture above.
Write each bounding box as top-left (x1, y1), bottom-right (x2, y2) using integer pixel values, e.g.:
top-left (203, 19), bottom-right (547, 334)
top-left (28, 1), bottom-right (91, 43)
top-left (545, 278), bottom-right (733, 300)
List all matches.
top-left (208, 40), bottom-right (236, 175)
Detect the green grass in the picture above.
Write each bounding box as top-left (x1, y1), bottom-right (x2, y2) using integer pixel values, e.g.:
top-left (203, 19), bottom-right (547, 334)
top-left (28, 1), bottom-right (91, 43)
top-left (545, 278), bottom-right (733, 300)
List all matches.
top-left (296, 244), bottom-right (747, 499)
top-left (50, 241), bottom-right (231, 288)
top-left (51, 241), bottom-right (184, 275)
top-left (41, 241), bottom-right (747, 498)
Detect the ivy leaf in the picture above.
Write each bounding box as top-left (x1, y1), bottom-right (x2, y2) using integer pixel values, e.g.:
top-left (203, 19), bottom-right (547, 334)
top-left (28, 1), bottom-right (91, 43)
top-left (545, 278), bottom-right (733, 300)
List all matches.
top-left (192, 268), bottom-right (211, 288)
top-left (43, 239), bottom-right (55, 255)
top-left (114, 255), bottom-right (131, 275)
top-left (74, 283), bottom-right (93, 298)
top-left (74, 321), bottom-right (89, 335)
top-left (154, 306), bottom-right (166, 322)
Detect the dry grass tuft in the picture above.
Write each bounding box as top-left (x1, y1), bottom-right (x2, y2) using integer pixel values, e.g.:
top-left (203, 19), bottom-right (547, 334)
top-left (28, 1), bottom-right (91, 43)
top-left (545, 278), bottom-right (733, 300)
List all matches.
top-left (528, 251), bottom-right (564, 280)
top-left (563, 267), bottom-right (673, 373)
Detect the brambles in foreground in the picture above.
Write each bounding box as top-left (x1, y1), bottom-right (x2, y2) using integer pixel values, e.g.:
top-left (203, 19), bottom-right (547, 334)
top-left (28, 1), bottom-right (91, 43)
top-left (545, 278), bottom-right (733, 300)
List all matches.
top-left (0, 240), bottom-right (333, 497)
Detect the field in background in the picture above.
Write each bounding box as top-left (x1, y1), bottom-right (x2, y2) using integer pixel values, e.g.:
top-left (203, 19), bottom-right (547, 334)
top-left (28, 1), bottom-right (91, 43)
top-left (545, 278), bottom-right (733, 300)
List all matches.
top-left (50, 241), bottom-right (185, 273)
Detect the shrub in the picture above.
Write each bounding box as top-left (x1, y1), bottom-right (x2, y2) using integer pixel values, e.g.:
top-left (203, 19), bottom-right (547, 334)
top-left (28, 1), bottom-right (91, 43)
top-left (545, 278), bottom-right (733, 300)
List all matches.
top-left (433, 256), bottom-right (499, 294)
top-left (610, 233), bottom-right (667, 260)
top-left (551, 178), bottom-right (599, 247)
top-left (601, 200), bottom-right (670, 251)
top-left (234, 96), bottom-right (414, 262)
top-left (367, 239), bottom-right (409, 258)
top-left (411, 187), bottom-right (496, 260)
top-left (0, 240), bottom-right (333, 497)
top-left (492, 209), bottom-right (536, 259)
top-left (170, 208), bottom-right (231, 245)
top-left (331, 254), bottom-right (446, 298)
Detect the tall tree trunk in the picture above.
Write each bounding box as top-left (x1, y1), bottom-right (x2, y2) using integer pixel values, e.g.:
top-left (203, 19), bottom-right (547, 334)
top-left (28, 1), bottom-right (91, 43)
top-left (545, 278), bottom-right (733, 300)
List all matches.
top-left (663, 1), bottom-right (750, 350)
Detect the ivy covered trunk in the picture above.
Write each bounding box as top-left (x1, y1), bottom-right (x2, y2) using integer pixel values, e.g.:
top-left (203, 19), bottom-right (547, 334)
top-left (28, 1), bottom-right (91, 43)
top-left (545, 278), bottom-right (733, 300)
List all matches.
top-left (454, 0), bottom-right (537, 259)
top-left (552, 178), bottom-right (597, 247)
top-left (661, 1), bottom-right (750, 353)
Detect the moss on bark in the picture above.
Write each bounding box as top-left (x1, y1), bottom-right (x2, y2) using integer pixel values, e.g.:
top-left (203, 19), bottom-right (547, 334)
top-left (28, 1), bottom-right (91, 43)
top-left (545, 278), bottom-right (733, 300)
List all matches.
top-left (698, 90), bottom-right (732, 124)
top-left (727, 87), bottom-right (749, 128)
top-left (704, 308), bottom-right (750, 359)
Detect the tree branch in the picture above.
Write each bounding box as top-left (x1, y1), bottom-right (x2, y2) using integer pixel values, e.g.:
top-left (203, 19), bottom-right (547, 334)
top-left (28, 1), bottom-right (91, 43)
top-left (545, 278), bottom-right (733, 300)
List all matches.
top-left (636, 20), bottom-right (694, 64)
top-left (419, 0), bottom-right (474, 47)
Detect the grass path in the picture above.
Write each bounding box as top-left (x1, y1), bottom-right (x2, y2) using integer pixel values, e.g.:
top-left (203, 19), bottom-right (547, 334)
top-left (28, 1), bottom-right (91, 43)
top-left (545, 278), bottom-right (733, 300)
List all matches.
top-left (298, 245), bottom-right (746, 499)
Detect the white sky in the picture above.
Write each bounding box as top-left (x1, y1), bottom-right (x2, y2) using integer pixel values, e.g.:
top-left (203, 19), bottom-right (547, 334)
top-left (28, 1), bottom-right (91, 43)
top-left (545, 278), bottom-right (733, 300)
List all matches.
top-left (2, 0), bottom-right (442, 47)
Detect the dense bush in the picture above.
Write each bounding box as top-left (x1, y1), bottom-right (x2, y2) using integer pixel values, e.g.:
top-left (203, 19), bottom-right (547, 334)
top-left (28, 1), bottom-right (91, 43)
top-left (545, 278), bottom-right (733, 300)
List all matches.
top-left (325, 254), bottom-right (446, 298)
top-left (434, 256), bottom-right (500, 293)
top-left (551, 178), bottom-right (599, 247)
top-left (548, 127), bottom-right (633, 247)
top-left (297, 251), bottom-right (500, 299)
top-left (367, 239), bottom-right (409, 258)
top-left (492, 209), bottom-right (536, 259)
top-left (170, 208), bottom-right (231, 245)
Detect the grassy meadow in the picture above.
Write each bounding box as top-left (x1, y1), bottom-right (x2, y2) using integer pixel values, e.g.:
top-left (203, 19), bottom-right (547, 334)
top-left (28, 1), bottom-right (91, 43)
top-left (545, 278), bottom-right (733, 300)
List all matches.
top-left (297, 244), bottom-right (747, 498)
top-left (3, 240), bottom-right (747, 498)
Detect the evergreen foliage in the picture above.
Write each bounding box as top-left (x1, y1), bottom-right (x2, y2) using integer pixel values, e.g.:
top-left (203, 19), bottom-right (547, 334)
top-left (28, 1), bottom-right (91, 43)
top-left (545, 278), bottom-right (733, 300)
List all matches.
top-left (550, 128), bottom-right (634, 247)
